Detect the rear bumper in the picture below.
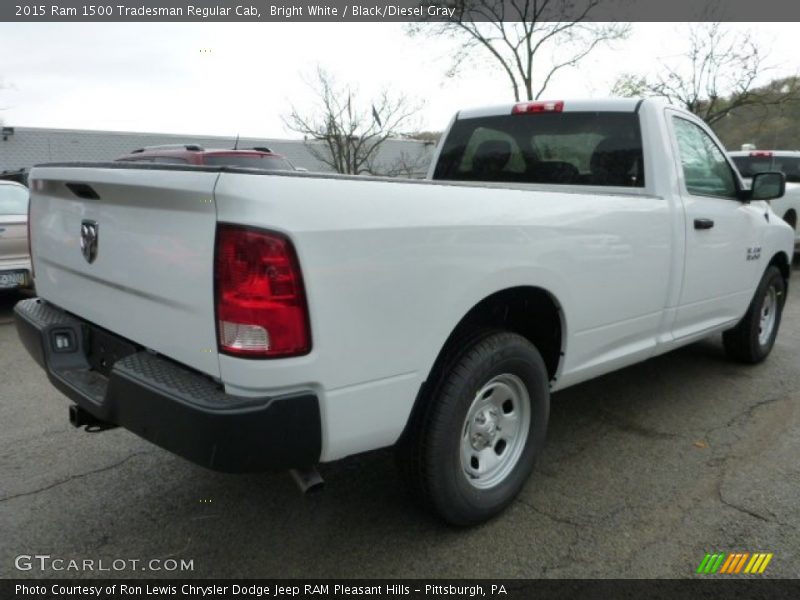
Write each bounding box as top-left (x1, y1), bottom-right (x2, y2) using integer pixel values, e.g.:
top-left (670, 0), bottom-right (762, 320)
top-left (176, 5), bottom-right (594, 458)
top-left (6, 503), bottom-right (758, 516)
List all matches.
top-left (13, 297), bottom-right (321, 472)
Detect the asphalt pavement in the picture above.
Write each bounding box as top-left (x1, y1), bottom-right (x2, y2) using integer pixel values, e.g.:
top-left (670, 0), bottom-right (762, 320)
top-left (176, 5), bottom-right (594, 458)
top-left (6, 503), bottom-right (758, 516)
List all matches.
top-left (1, 263), bottom-right (798, 579)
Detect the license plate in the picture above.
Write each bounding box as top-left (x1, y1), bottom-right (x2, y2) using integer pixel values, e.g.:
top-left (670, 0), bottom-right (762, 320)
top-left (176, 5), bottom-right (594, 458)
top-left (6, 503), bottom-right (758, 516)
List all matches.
top-left (0, 271), bottom-right (27, 288)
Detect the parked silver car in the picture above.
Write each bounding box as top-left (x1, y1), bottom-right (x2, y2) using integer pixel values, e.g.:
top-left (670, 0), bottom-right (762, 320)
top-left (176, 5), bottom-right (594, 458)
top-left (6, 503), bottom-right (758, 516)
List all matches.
top-left (0, 180), bottom-right (32, 290)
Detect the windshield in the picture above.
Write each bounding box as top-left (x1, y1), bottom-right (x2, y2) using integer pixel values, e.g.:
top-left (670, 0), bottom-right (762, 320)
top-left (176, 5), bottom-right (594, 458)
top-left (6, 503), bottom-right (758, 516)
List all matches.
top-left (203, 155), bottom-right (294, 170)
top-left (731, 155), bottom-right (800, 183)
top-left (0, 184), bottom-right (28, 215)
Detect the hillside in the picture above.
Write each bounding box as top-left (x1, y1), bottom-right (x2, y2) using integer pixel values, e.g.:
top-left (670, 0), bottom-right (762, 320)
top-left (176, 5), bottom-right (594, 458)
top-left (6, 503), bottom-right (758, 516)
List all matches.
top-left (711, 77), bottom-right (800, 151)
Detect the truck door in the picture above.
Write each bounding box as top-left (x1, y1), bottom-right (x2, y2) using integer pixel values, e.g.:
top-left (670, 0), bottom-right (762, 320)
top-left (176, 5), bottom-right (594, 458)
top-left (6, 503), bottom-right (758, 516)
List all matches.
top-left (668, 111), bottom-right (765, 339)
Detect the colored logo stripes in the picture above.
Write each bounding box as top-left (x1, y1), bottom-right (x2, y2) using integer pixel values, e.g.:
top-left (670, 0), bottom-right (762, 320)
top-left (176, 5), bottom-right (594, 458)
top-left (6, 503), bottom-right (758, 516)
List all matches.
top-left (696, 552), bottom-right (773, 574)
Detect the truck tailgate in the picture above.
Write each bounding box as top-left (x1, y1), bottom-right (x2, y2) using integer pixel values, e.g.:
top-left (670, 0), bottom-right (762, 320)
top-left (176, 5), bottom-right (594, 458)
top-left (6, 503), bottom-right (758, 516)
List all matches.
top-left (29, 165), bottom-right (221, 378)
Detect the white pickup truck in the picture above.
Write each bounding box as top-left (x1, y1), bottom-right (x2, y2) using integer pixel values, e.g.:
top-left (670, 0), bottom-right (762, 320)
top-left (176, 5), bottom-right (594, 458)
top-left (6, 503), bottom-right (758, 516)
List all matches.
top-left (15, 99), bottom-right (794, 525)
top-left (729, 150), bottom-right (800, 251)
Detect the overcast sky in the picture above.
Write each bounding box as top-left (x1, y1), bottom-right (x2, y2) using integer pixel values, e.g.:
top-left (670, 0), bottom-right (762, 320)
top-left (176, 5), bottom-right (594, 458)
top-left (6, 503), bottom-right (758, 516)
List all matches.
top-left (1, 22), bottom-right (798, 139)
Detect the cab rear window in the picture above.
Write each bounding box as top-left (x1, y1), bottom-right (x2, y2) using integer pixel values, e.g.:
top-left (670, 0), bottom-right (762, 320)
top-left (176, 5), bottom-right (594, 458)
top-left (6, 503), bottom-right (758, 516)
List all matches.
top-left (433, 112), bottom-right (644, 187)
top-left (732, 156), bottom-right (800, 183)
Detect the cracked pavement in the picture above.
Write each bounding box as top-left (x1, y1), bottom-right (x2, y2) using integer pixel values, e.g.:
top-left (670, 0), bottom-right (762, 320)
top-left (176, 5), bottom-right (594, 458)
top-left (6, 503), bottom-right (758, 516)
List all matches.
top-left (1, 260), bottom-right (798, 579)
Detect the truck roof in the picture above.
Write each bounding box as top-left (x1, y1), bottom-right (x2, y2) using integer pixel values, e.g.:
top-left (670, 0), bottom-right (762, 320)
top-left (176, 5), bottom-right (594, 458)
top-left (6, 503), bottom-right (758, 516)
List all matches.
top-left (457, 98), bottom-right (653, 120)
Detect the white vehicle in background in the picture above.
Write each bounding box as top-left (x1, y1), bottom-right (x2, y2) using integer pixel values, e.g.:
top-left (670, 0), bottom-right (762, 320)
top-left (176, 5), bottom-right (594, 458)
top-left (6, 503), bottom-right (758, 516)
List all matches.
top-left (730, 150), bottom-right (800, 250)
top-left (14, 99), bottom-right (795, 525)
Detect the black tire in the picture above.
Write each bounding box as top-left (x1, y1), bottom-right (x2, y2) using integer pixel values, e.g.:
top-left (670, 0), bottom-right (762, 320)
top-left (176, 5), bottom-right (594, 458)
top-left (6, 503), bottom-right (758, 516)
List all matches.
top-left (396, 329), bottom-right (550, 526)
top-left (723, 265), bottom-right (786, 363)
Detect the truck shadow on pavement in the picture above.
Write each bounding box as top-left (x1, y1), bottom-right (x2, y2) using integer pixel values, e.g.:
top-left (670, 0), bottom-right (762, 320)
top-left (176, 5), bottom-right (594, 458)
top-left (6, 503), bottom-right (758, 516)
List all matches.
top-left (0, 289), bottom-right (33, 322)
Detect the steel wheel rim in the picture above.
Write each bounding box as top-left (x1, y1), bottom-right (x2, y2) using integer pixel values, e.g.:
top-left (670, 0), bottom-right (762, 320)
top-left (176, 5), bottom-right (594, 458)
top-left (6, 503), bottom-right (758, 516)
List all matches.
top-left (758, 286), bottom-right (778, 346)
top-left (460, 373), bottom-right (531, 490)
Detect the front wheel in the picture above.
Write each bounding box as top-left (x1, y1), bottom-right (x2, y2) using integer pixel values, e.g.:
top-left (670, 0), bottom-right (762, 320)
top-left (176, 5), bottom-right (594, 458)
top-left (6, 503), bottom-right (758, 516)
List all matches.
top-left (723, 265), bottom-right (786, 363)
top-left (396, 330), bottom-right (550, 526)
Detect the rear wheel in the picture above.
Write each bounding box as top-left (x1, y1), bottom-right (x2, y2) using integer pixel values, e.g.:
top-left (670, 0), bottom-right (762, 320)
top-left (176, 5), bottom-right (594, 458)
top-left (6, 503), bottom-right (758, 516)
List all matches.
top-left (396, 330), bottom-right (550, 526)
top-left (723, 266), bottom-right (786, 363)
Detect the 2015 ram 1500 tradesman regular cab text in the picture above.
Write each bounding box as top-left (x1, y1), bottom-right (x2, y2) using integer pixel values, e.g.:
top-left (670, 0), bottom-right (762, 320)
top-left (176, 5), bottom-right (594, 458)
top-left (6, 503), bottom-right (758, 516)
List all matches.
top-left (15, 99), bottom-right (794, 525)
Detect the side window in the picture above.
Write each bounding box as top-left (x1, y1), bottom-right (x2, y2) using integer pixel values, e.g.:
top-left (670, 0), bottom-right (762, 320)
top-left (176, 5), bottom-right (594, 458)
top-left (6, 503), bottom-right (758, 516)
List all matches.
top-left (673, 117), bottom-right (737, 198)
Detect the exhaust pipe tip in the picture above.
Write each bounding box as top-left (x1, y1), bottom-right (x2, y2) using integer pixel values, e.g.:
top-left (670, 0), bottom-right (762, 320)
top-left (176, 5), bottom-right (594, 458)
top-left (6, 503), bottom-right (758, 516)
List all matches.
top-left (68, 404), bottom-right (82, 428)
top-left (289, 466), bottom-right (324, 495)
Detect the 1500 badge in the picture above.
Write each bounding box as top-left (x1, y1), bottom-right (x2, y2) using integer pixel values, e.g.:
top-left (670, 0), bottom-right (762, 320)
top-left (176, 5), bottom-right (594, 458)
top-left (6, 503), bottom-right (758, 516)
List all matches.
top-left (747, 246), bottom-right (762, 261)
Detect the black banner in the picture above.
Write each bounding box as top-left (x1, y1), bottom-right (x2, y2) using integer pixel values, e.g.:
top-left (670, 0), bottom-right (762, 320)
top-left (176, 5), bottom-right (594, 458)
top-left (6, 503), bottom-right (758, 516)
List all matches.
top-left (4, 580), bottom-right (800, 600)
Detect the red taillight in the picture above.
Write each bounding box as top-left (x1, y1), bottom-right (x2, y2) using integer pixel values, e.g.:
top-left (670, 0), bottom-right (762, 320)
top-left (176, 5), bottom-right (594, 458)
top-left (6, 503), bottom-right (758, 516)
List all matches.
top-left (512, 100), bottom-right (564, 114)
top-left (750, 151), bottom-right (773, 157)
top-left (214, 224), bottom-right (310, 358)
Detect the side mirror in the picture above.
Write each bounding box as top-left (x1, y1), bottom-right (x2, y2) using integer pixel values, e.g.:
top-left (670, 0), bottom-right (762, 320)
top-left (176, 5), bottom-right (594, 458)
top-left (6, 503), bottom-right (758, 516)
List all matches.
top-left (748, 171), bottom-right (785, 201)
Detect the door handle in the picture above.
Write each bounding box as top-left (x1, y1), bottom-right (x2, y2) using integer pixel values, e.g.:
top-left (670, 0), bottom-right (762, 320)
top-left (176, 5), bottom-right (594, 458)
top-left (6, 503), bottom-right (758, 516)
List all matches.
top-left (694, 218), bottom-right (715, 230)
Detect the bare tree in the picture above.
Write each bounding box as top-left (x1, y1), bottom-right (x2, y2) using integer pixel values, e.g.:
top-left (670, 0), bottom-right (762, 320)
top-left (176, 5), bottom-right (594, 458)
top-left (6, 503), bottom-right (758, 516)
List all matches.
top-left (283, 68), bottom-right (421, 175)
top-left (408, 0), bottom-right (629, 101)
top-left (611, 23), bottom-right (800, 125)
top-left (382, 149), bottom-right (434, 179)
